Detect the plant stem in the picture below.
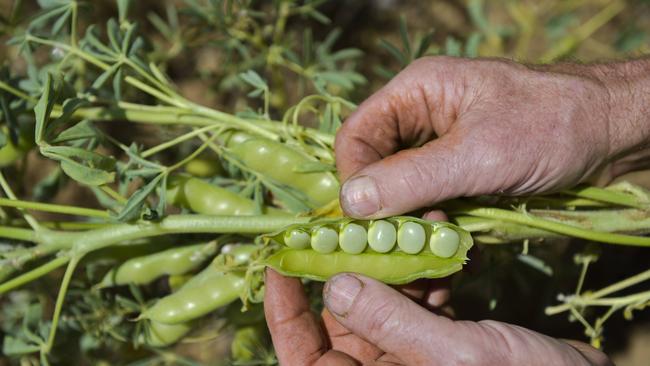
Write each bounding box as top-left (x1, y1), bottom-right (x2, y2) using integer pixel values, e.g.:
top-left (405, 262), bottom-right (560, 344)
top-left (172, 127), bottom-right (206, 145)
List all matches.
top-left (563, 185), bottom-right (648, 209)
top-left (0, 197), bottom-right (111, 218)
top-left (453, 206), bottom-right (650, 246)
top-left (546, 267), bottom-right (650, 315)
top-left (43, 214), bottom-right (310, 254)
top-left (44, 255), bottom-right (80, 354)
top-left (0, 226), bottom-right (37, 241)
top-left (0, 255), bottom-right (70, 294)
top-left (0, 172), bottom-right (41, 230)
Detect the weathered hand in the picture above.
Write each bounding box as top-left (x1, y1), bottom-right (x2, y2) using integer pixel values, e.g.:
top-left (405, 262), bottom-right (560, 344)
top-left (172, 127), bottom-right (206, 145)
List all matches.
top-left (335, 56), bottom-right (649, 218)
top-left (264, 269), bottom-right (611, 365)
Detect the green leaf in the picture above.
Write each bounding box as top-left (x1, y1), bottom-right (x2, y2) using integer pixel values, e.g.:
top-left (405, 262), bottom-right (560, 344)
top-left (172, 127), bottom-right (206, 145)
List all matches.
top-left (34, 74), bottom-right (55, 146)
top-left (117, 0), bottom-right (131, 23)
top-left (92, 62), bottom-right (121, 90)
top-left (445, 36), bottom-right (462, 57)
top-left (415, 31), bottom-right (434, 58)
top-left (0, 129), bottom-right (6, 149)
top-left (51, 120), bottom-right (97, 144)
top-left (239, 70), bottom-right (267, 90)
top-left (50, 7), bottom-right (71, 36)
top-left (115, 173), bottom-right (164, 222)
top-left (40, 146), bottom-right (116, 186)
top-left (399, 15), bottom-right (412, 59)
top-left (106, 18), bottom-right (122, 52)
top-left (2, 336), bottom-right (40, 356)
top-left (465, 33), bottom-right (482, 58)
top-left (379, 39), bottom-right (406, 66)
top-left (60, 160), bottom-right (115, 186)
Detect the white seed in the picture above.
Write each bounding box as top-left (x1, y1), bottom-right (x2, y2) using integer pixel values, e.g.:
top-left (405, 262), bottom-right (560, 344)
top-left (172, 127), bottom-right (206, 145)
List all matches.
top-left (339, 223), bottom-right (367, 254)
top-left (430, 227), bottom-right (460, 258)
top-left (284, 229), bottom-right (310, 249)
top-left (397, 222), bottom-right (426, 254)
top-left (311, 227), bottom-right (338, 253)
top-left (367, 220), bottom-right (396, 253)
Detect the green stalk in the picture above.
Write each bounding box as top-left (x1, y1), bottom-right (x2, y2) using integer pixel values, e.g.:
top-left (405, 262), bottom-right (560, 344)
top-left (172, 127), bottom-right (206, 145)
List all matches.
top-left (0, 256), bottom-right (70, 294)
top-left (0, 197), bottom-right (111, 218)
top-left (453, 206), bottom-right (650, 246)
top-left (40, 215), bottom-right (310, 253)
top-left (563, 185), bottom-right (648, 209)
top-left (546, 267), bottom-right (650, 315)
top-left (0, 226), bottom-right (37, 241)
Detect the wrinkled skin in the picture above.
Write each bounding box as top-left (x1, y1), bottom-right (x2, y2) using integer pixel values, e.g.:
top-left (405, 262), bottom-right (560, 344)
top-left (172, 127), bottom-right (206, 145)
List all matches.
top-left (265, 56), bottom-right (650, 365)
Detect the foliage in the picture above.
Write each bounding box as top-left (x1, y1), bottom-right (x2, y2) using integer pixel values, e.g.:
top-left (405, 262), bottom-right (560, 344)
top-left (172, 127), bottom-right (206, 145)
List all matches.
top-left (0, 0), bottom-right (648, 364)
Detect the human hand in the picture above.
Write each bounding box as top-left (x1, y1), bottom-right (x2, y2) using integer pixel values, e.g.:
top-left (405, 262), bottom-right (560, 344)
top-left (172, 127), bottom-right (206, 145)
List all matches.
top-left (264, 269), bottom-right (611, 365)
top-left (335, 56), bottom-right (649, 218)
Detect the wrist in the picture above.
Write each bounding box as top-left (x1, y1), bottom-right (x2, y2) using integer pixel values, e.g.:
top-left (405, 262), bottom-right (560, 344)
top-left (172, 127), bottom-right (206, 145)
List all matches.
top-left (586, 60), bottom-right (650, 159)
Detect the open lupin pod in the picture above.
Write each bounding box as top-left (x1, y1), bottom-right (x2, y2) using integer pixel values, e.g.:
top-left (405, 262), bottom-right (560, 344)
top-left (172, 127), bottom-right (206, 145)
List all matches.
top-left (263, 216), bottom-right (473, 284)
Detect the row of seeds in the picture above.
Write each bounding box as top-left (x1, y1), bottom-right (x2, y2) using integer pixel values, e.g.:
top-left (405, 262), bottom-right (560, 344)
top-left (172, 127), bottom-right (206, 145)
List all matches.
top-left (282, 220), bottom-right (460, 258)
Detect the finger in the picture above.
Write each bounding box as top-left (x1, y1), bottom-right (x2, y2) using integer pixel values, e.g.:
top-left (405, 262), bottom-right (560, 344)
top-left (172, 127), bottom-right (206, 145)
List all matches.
top-left (339, 130), bottom-right (494, 218)
top-left (323, 273), bottom-right (597, 366)
top-left (422, 209), bottom-right (448, 222)
top-left (334, 57), bottom-right (460, 181)
top-left (263, 269), bottom-right (327, 365)
top-left (322, 309), bottom-right (384, 363)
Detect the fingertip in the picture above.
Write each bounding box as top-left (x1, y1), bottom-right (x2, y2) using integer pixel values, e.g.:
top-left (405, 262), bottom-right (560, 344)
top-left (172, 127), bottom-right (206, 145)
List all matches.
top-left (423, 209), bottom-right (449, 222)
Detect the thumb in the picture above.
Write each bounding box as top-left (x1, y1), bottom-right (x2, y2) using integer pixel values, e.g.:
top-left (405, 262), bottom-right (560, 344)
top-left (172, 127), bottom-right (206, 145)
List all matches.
top-left (323, 273), bottom-right (606, 366)
top-left (339, 131), bottom-right (490, 218)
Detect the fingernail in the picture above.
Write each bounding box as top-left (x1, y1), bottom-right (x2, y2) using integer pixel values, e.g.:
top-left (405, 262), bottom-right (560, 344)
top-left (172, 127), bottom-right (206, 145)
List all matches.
top-left (324, 274), bottom-right (364, 317)
top-left (340, 175), bottom-right (380, 218)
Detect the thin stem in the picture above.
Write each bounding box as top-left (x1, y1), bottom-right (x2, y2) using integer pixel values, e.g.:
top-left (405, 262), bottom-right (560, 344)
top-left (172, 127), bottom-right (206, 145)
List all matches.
top-left (457, 206), bottom-right (650, 246)
top-left (166, 129), bottom-right (223, 172)
top-left (99, 185), bottom-right (128, 204)
top-left (44, 255), bottom-right (80, 354)
top-left (0, 197), bottom-right (111, 218)
top-left (546, 267), bottom-right (650, 315)
top-left (563, 185), bottom-right (648, 209)
top-left (0, 172), bottom-right (41, 230)
top-left (0, 226), bottom-right (37, 241)
top-left (142, 124), bottom-right (222, 158)
top-left (0, 80), bottom-right (35, 102)
top-left (0, 255), bottom-right (70, 294)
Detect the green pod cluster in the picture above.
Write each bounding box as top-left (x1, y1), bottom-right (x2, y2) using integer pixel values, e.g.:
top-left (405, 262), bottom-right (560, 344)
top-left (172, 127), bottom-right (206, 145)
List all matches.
top-left (99, 241), bottom-right (218, 287)
top-left (224, 133), bottom-right (339, 208)
top-left (141, 244), bottom-right (257, 325)
top-left (264, 217), bottom-right (473, 284)
top-left (167, 175), bottom-right (289, 216)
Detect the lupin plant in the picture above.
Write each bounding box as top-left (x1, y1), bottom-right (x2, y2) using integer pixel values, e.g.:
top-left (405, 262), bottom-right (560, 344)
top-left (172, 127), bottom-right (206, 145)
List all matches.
top-left (0, 0), bottom-right (648, 364)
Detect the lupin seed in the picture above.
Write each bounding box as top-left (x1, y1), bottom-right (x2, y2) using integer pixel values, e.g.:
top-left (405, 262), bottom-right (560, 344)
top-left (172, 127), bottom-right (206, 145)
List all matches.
top-left (368, 220), bottom-right (396, 253)
top-left (284, 229), bottom-right (310, 249)
top-left (397, 222), bottom-right (426, 254)
top-left (311, 226), bottom-right (338, 253)
top-left (430, 227), bottom-right (460, 258)
top-left (339, 223), bottom-right (367, 254)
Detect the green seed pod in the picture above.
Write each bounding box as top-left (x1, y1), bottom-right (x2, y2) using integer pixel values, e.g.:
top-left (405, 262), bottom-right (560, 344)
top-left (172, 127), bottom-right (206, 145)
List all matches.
top-left (339, 223), bottom-right (367, 254)
top-left (311, 226), bottom-right (338, 253)
top-left (264, 216), bottom-right (473, 284)
top-left (283, 229), bottom-right (310, 249)
top-left (99, 241), bottom-right (218, 287)
top-left (143, 320), bottom-right (194, 347)
top-left (368, 220), bottom-right (396, 253)
top-left (430, 227), bottom-right (460, 258)
top-left (397, 222), bottom-right (426, 254)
